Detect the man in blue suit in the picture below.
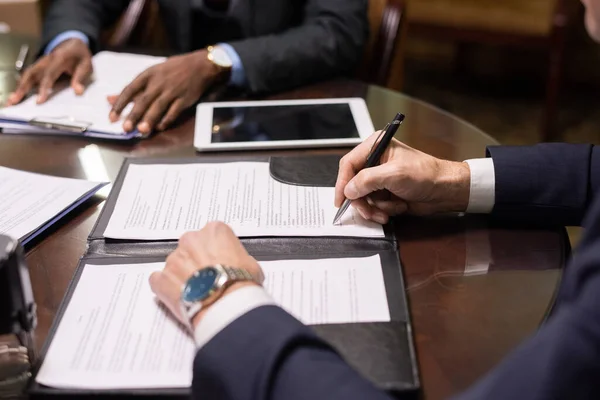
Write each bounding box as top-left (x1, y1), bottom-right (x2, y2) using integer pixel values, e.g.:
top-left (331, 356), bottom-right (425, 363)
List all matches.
top-left (146, 0), bottom-right (600, 398)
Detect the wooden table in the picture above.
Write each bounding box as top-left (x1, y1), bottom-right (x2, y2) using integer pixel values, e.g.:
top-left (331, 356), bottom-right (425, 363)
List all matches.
top-left (0, 74), bottom-right (566, 398)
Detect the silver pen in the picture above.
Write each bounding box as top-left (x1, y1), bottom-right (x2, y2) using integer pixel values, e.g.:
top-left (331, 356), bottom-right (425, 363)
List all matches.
top-left (15, 44), bottom-right (29, 73)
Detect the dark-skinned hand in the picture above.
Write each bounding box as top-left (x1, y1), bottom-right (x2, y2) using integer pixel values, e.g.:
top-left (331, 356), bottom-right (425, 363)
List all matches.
top-left (6, 38), bottom-right (92, 106)
top-left (107, 49), bottom-right (227, 134)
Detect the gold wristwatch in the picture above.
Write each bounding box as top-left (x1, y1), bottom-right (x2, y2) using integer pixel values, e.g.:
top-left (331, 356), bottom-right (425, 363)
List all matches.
top-left (206, 45), bottom-right (233, 83)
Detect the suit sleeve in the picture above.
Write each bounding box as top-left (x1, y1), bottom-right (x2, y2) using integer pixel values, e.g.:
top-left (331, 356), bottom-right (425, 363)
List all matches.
top-left (42, 0), bottom-right (132, 52)
top-left (451, 195), bottom-right (600, 400)
top-left (192, 196), bottom-right (600, 400)
top-left (226, 0), bottom-right (368, 93)
top-left (192, 305), bottom-right (393, 400)
top-left (487, 143), bottom-right (600, 226)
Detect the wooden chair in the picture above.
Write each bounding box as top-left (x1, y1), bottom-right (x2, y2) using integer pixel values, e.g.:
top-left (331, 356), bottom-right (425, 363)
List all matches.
top-left (406, 0), bottom-right (581, 141)
top-left (105, 0), bottom-right (408, 91)
top-left (358, 0), bottom-right (407, 91)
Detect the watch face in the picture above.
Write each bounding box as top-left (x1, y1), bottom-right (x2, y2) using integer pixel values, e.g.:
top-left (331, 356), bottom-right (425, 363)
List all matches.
top-left (182, 267), bottom-right (219, 302)
top-left (211, 47), bottom-right (233, 68)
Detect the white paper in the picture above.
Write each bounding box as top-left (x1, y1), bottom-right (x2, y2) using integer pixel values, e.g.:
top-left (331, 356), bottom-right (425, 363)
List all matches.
top-left (0, 167), bottom-right (100, 240)
top-left (0, 52), bottom-right (165, 135)
top-left (35, 263), bottom-right (195, 390)
top-left (103, 162), bottom-right (384, 240)
top-left (262, 255), bottom-right (390, 324)
top-left (36, 255), bottom-right (389, 389)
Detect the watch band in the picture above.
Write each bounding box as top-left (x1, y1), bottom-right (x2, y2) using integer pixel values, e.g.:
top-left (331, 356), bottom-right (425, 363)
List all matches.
top-left (223, 266), bottom-right (254, 282)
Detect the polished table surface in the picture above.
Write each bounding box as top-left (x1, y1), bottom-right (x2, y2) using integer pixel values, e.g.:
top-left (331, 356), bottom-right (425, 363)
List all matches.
top-left (0, 48), bottom-right (566, 399)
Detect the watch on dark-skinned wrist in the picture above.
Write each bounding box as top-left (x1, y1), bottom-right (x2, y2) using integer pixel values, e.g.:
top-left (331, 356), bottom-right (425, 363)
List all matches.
top-left (206, 45), bottom-right (233, 85)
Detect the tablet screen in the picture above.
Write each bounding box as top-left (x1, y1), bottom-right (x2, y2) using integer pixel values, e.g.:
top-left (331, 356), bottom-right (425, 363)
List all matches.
top-left (210, 103), bottom-right (359, 143)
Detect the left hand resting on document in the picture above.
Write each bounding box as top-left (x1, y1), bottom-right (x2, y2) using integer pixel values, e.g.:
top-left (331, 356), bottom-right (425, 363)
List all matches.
top-left (149, 222), bottom-right (263, 330)
top-left (107, 49), bottom-right (229, 135)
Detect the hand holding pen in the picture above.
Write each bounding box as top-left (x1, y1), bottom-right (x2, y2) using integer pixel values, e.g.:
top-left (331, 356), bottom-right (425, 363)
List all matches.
top-left (333, 113), bottom-right (405, 224)
top-left (334, 114), bottom-right (471, 224)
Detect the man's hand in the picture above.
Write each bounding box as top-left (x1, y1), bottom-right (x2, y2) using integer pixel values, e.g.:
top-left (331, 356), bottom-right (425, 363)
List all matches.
top-left (108, 49), bottom-right (227, 134)
top-left (335, 132), bottom-right (472, 224)
top-left (149, 222), bottom-right (263, 330)
top-left (6, 38), bottom-right (92, 106)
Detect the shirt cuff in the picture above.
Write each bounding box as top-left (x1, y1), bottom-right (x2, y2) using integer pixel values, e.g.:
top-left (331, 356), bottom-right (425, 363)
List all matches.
top-left (218, 43), bottom-right (246, 87)
top-left (44, 30), bottom-right (89, 55)
top-left (194, 285), bottom-right (276, 348)
top-left (464, 158), bottom-right (495, 214)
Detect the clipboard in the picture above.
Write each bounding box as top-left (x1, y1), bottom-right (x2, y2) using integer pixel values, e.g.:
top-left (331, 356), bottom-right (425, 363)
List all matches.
top-left (0, 116), bottom-right (146, 140)
top-left (0, 51), bottom-right (166, 141)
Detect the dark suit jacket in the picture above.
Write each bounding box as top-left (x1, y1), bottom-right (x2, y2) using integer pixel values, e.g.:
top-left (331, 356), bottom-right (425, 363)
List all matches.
top-left (191, 143), bottom-right (600, 399)
top-left (487, 143), bottom-right (600, 226)
top-left (41, 0), bottom-right (368, 93)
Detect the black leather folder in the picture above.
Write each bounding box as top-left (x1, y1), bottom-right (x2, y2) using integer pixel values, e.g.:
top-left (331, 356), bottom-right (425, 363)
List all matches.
top-left (29, 155), bottom-right (420, 399)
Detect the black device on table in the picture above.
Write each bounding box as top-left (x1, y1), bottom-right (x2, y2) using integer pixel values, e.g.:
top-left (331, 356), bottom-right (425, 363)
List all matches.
top-left (0, 235), bottom-right (37, 397)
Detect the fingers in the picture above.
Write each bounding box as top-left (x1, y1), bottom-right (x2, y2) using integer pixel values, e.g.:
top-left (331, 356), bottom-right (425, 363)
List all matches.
top-left (138, 95), bottom-right (172, 134)
top-left (351, 199), bottom-right (390, 225)
top-left (124, 91), bottom-right (160, 132)
top-left (149, 270), bottom-right (185, 322)
top-left (335, 132), bottom-right (383, 207)
top-left (344, 163), bottom-right (397, 200)
top-left (157, 98), bottom-right (185, 131)
top-left (7, 68), bottom-right (37, 105)
top-left (71, 58), bottom-right (93, 95)
top-left (37, 63), bottom-right (65, 104)
top-left (109, 72), bottom-right (149, 128)
top-left (369, 199), bottom-right (408, 216)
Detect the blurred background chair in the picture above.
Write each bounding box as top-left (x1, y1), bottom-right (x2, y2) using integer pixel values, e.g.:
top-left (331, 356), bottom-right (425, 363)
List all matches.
top-left (406, 0), bottom-right (580, 141)
top-left (358, 0), bottom-right (407, 91)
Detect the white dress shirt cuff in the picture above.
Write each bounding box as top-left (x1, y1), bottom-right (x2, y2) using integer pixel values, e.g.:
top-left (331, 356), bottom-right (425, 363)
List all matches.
top-left (464, 158), bottom-right (495, 214)
top-left (194, 285), bottom-right (276, 348)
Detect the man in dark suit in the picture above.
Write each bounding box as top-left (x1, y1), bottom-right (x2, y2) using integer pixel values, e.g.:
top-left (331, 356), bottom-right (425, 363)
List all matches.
top-left (149, 199), bottom-right (600, 400)
top-left (6, 0), bottom-right (367, 134)
top-left (334, 135), bottom-right (599, 228)
top-left (145, 0), bottom-right (600, 396)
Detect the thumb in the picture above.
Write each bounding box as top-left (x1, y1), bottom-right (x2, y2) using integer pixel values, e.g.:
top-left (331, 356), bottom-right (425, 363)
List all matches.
top-left (71, 58), bottom-right (92, 95)
top-left (344, 164), bottom-right (395, 200)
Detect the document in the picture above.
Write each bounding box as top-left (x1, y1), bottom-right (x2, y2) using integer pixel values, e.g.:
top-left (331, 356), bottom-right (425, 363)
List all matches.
top-left (0, 52), bottom-right (165, 135)
top-left (0, 167), bottom-right (103, 242)
top-left (36, 255), bottom-right (389, 389)
top-left (35, 263), bottom-right (196, 390)
top-left (262, 255), bottom-right (390, 324)
top-left (103, 162), bottom-right (384, 240)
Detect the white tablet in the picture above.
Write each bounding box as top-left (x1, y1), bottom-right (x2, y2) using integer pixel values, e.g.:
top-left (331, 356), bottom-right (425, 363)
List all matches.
top-left (194, 98), bottom-right (375, 152)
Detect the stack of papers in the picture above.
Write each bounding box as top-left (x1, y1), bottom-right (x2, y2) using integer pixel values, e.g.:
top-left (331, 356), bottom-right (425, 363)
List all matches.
top-left (0, 167), bottom-right (105, 244)
top-left (0, 52), bottom-right (165, 140)
top-left (35, 255), bottom-right (390, 389)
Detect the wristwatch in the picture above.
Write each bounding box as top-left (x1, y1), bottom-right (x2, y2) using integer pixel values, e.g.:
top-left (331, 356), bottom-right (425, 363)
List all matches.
top-left (180, 264), bottom-right (255, 329)
top-left (206, 45), bottom-right (233, 82)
